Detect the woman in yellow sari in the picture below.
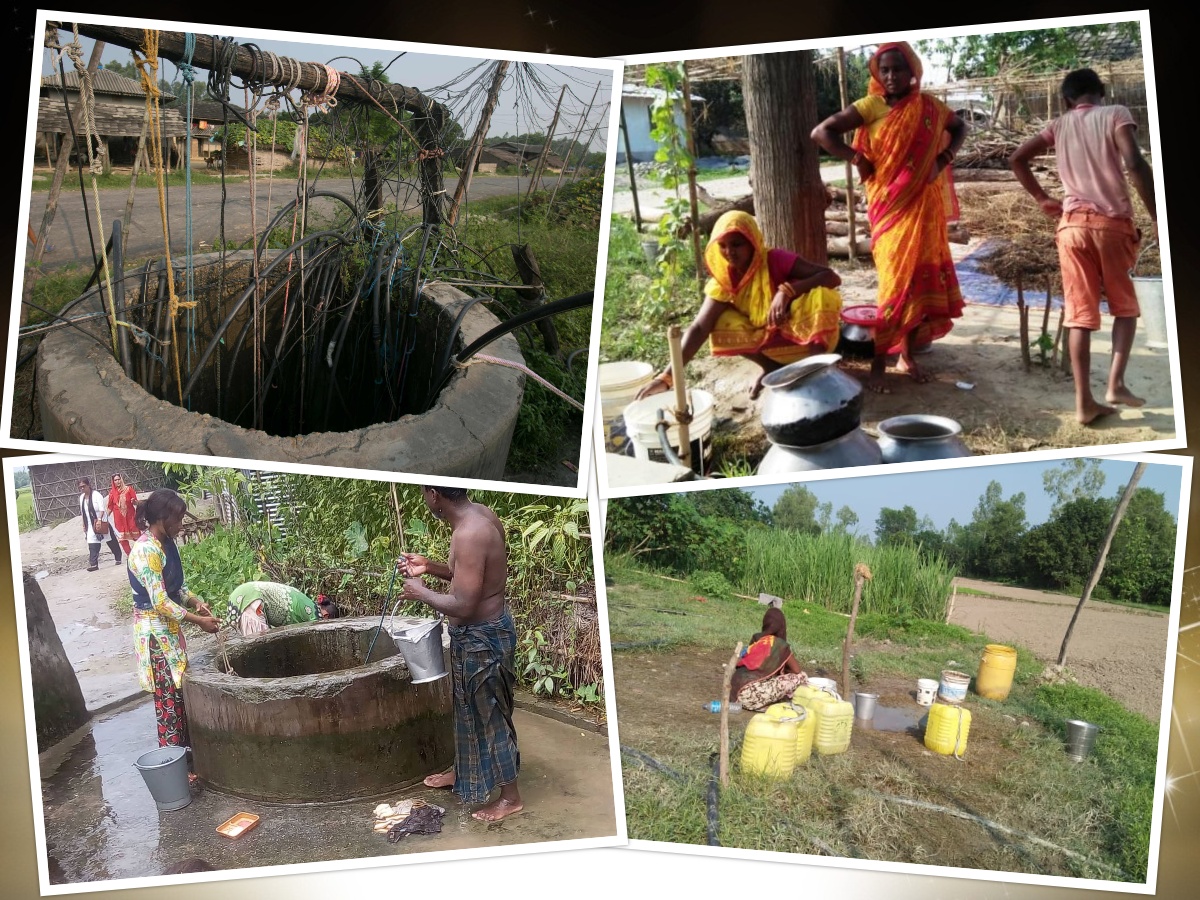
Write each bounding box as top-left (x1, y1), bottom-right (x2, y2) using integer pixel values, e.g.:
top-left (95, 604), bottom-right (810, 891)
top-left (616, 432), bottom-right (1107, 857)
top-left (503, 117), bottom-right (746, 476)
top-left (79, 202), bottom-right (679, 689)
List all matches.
top-left (637, 210), bottom-right (843, 401)
top-left (812, 42), bottom-right (966, 392)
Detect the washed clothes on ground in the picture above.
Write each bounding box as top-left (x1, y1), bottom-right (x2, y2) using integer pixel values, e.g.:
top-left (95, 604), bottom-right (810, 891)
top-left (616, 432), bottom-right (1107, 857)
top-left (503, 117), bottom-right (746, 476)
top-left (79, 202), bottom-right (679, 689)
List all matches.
top-left (448, 610), bottom-right (520, 804)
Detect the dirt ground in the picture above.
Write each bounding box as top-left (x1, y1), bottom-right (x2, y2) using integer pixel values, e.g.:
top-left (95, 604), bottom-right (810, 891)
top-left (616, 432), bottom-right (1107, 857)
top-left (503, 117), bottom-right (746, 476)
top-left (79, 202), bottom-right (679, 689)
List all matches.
top-left (948, 578), bottom-right (1171, 721)
top-left (612, 176), bottom-right (1175, 469)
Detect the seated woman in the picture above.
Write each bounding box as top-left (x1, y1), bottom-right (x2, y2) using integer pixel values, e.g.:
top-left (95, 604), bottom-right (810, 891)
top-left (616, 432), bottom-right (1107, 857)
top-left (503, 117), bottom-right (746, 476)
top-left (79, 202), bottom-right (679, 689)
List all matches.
top-left (729, 608), bottom-right (807, 711)
top-left (224, 581), bottom-right (339, 637)
top-left (637, 210), bottom-right (843, 402)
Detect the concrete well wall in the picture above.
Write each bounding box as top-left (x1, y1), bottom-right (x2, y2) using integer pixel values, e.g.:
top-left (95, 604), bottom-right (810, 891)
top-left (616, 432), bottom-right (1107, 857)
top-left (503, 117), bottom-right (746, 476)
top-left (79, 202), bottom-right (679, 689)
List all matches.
top-left (183, 617), bottom-right (452, 802)
top-left (36, 257), bottom-right (525, 479)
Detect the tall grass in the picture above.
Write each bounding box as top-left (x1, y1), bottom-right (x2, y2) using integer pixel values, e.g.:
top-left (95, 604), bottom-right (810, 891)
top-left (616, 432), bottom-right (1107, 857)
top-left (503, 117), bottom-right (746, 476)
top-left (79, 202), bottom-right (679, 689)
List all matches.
top-left (16, 487), bottom-right (37, 532)
top-left (741, 530), bottom-right (955, 621)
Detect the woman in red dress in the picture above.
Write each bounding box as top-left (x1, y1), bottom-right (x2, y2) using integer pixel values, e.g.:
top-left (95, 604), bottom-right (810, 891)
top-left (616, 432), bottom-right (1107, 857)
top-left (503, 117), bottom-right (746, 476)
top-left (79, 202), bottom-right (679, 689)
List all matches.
top-left (107, 473), bottom-right (140, 556)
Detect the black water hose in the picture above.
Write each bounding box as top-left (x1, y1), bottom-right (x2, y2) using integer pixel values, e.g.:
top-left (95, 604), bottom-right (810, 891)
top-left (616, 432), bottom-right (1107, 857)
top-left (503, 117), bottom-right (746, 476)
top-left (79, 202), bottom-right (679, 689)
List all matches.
top-left (111, 219), bottom-right (133, 379)
top-left (180, 229), bottom-right (348, 402)
top-left (620, 746), bottom-right (684, 781)
top-left (707, 752), bottom-right (721, 847)
top-left (423, 290), bottom-right (594, 410)
top-left (656, 410), bottom-right (687, 468)
top-left (611, 638), bottom-right (670, 651)
top-left (366, 564), bottom-right (401, 662)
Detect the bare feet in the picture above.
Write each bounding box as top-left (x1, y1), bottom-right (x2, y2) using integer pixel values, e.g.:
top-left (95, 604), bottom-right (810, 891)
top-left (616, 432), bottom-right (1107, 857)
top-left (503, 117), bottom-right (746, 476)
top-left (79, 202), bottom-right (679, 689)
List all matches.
top-left (896, 354), bottom-right (934, 384)
top-left (867, 357), bottom-right (891, 394)
top-left (1106, 386), bottom-right (1146, 408)
top-left (423, 771), bottom-right (454, 789)
top-left (471, 796), bottom-right (524, 822)
top-left (1078, 401), bottom-right (1117, 425)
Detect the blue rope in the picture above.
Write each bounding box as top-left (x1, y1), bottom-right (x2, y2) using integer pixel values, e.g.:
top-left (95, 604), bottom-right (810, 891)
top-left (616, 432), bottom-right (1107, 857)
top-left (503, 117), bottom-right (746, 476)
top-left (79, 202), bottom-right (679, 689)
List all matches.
top-left (182, 33), bottom-right (197, 403)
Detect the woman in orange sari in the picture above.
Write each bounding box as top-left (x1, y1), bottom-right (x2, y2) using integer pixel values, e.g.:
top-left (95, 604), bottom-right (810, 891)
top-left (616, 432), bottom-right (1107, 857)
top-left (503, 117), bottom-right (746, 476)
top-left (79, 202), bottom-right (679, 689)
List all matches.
top-left (813, 42), bottom-right (966, 392)
top-left (107, 472), bottom-right (140, 556)
top-left (637, 210), bottom-right (843, 401)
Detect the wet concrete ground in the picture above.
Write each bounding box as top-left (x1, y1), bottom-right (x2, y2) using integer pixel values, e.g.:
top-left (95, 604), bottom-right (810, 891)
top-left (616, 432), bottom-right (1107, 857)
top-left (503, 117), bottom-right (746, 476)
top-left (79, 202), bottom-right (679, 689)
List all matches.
top-left (40, 699), bottom-right (616, 884)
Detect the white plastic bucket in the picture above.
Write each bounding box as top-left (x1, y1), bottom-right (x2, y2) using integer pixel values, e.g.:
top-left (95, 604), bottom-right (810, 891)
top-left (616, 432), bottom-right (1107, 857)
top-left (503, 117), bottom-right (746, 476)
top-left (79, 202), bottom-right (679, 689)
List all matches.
top-left (133, 745), bottom-right (191, 811)
top-left (599, 361), bottom-right (655, 427)
top-left (622, 389), bottom-right (715, 468)
top-left (916, 678), bottom-right (938, 707)
top-left (806, 677), bottom-right (840, 699)
top-left (1132, 275), bottom-right (1168, 350)
top-left (938, 669), bottom-right (970, 705)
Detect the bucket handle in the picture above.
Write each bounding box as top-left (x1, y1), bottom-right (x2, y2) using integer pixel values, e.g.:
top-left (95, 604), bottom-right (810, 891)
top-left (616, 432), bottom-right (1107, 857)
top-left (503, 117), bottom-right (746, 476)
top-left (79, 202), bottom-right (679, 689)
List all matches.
top-left (388, 598), bottom-right (443, 640)
top-left (1130, 239), bottom-right (1158, 278)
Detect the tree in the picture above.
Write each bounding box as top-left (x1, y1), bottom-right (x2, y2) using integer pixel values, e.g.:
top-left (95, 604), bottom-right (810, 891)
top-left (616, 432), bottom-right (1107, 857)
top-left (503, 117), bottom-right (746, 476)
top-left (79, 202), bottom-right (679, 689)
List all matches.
top-left (964, 481), bottom-right (1028, 579)
top-left (813, 49), bottom-right (870, 123)
top-left (917, 24), bottom-right (1142, 80)
top-left (741, 50), bottom-right (827, 262)
top-left (1103, 488), bottom-right (1177, 606)
top-left (688, 489), bottom-right (771, 526)
top-left (1021, 497), bottom-right (1112, 590)
top-left (875, 506), bottom-right (919, 547)
top-left (13, 467), bottom-right (30, 489)
top-left (834, 505), bottom-right (858, 535)
top-left (1043, 458), bottom-right (1106, 514)
top-left (773, 485), bottom-right (820, 534)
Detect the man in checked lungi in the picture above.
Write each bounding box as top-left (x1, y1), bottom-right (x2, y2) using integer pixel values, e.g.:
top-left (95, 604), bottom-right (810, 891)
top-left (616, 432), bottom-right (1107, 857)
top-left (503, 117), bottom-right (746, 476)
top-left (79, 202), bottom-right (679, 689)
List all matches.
top-left (397, 485), bottom-right (523, 822)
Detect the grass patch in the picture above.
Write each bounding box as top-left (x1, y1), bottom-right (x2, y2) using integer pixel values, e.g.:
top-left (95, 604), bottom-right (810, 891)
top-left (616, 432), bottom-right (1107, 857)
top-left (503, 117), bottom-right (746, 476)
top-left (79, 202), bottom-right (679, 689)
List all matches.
top-left (30, 170), bottom-right (249, 191)
top-left (24, 265), bottom-right (93, 328)
top-left (611, 556), bottom-right (1157, 881)
top-left (16, 487), bottom-right (37, 532)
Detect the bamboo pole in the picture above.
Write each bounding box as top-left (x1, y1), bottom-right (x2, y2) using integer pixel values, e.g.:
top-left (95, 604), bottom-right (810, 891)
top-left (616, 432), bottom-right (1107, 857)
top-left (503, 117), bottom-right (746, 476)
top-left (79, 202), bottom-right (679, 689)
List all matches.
top-left (546, 80), bottom-right (599, 215)
top-left (619, 104), bottom-right (642, 232)
top-left (1017, 273), bottom-right (1031, 371)
top-left (837, 48), bottom-right (857, 262)
top-left (841, 563), bottom-right (871, 698)
top-left (1058, 464), bottom-right (1146, 666)
top-left (719, 641), bottom-right (744, 786)
top-left (945, 584), bottom-right (957, 625)
top-left (448, 60), bottom-right (510, 226)
top-left (525, 85), bottom-right (566, 200)
top-left (681, 62), bottom-right (705, 292)
top-left (667, 324), bottom-right (692, 469)
top-left (122, 113), bottom-right (150, 235)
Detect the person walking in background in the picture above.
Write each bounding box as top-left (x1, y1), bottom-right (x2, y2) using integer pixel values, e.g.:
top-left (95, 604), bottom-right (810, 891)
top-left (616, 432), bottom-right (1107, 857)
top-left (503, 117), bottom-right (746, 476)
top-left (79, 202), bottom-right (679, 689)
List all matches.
top-left (1010, 67), bottom-right (1157, 425)
top-left (107, 472), bottom-right (140, 556)
top-left (397, 485), bottom-right (523, 823)
top-left (78, 477), bottom-right (121, 571)
top-left (812, 41), bottom-right (967, 393)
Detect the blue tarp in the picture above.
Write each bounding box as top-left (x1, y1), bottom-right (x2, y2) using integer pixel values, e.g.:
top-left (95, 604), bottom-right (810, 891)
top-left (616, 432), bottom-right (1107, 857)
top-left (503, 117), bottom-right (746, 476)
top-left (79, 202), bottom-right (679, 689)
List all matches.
top-left (956, 240), bottom-right (1066, 310)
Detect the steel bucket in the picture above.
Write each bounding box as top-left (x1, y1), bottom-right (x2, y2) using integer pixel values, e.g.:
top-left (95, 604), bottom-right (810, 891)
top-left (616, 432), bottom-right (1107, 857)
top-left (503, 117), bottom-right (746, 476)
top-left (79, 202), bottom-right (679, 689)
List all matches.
top-left (1065, 719), bottom-right (1099, 762)
top-left (390, 618), bottom-right (448, 684)
top-left (1131, 243), bottom-right (1168, 350)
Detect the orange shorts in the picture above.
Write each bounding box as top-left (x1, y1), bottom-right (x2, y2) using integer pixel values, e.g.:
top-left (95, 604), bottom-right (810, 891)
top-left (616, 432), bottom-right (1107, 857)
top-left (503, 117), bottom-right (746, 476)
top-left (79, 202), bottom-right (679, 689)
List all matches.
top-left (1055, 210), bottom-right (1141, 331)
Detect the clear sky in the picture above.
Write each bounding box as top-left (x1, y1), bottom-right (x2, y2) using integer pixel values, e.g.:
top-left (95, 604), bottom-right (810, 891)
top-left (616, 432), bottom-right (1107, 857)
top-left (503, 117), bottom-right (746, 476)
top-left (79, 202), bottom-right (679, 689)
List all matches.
top-left (40, 24), bottom-right (613, 150)
top-left (749, 458), bottom-right (1184, 537)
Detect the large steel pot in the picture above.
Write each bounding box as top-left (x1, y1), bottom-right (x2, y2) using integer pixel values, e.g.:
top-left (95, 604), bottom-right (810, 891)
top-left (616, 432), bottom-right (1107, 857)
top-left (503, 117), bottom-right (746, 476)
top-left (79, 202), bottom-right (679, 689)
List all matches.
top-left (760, 354), bottom-right (863, 447)
top-left (756, 428), bottom-right (883, 475)
top-left (876, 414), bottom-right (972, 464)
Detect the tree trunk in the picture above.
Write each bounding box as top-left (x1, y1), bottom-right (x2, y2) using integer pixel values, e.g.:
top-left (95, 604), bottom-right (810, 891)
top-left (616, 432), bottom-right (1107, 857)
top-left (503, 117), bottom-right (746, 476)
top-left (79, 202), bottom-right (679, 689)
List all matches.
top-left (511, 244), bottom-right (560, 357)
top-left (742, 51), bottom-right (826, 262)
top-left (449, 60), bottom-right (509, 226)
top-left (1057, 463), bottom-right (1146, 666)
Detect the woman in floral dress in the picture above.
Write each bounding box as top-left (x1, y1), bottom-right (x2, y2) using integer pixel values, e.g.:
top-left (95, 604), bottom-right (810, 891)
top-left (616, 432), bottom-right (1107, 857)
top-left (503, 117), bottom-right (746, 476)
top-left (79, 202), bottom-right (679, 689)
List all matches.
top-left (128, 490), bottom-right (219, 772)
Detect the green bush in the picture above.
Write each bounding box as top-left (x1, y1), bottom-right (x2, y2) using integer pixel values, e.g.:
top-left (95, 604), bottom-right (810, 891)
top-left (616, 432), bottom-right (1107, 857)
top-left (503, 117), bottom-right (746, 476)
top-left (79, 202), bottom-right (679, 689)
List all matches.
top-left (691, 570), bottom-right (735, 600)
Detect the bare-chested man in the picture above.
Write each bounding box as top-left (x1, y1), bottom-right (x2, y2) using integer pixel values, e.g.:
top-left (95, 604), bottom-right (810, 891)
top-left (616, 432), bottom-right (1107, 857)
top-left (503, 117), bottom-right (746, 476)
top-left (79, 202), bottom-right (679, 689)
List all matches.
top-left (397, 485), bottom-right (523, 822)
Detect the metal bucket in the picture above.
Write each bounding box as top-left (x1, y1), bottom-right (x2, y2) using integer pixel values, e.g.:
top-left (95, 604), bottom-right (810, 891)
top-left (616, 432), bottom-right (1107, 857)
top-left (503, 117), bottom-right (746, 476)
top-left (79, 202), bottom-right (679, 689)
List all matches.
top-left (390, 618), bottom-right (448, 684)
top-left (1131, 243), bottom-right (1168, 350)
top-left (1065, 719), bottom-right (1099, 762)
top-left (853, 691), bottom-right (879, 721)
top-left (133, 745), bottom-right (191, 811)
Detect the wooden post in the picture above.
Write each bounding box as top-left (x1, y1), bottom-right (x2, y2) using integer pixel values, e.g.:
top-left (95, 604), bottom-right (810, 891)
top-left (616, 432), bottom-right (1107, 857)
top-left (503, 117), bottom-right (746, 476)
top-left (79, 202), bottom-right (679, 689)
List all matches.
top-left (719, 641), bottom-right (744, 787)
top-left (546, 80), bottom-right (599, 216)
top-left (1017, 273), bottom-right (1030, 371)
top-left (1057, 463), bottom-right (1146, 666)
top-left (619, 104), bottom-right (643, 232)
top-left (29, 38), bottom-right (105, 273)
top-left (1052, 308), bottom-right (1065, 368)
top-left (511, 244), bottom-right (560, 357)
top-left (945, 584), bottom-right (957, 625)
top-left (1040, 275), bottom-right (1053, 366)
top-left (571, 101), bottom-right (608, 185)
top-left (668, 324), bottom-right (691, 469)
top-left (841, 563), bottom-right (871, 698)
top-left (680, 62), bottom-right (705, 293)
top-left (525, 85), bottom-right (566, 200)
top-left (837, 48), bottom-right (857, 262)
top-left (123, 113), bottom-right (150, 235)
top-left (448, 60), bottom-right (509, 226)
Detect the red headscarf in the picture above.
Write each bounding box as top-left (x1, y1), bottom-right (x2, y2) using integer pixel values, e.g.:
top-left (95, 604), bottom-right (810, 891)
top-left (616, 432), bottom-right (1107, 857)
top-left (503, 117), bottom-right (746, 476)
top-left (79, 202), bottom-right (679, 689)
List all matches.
top-left (866, 41), bottom-right (924, 97)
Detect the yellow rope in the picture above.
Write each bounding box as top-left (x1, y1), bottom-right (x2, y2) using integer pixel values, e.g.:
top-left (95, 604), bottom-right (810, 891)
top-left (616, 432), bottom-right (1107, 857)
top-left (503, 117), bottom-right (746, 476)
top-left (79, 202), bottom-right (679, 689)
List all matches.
top-left (67, 25), bottom-right (119, 355)
top-left (134, 29), bottom-right (194, 405)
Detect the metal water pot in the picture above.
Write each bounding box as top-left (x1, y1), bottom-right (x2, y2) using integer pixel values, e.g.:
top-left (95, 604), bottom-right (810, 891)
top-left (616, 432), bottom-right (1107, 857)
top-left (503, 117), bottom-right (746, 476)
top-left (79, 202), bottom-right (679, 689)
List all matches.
top-left (876, 414), bottom-right (971, 464)
top-left (760, 354), bottom-right (863, 447)
top-left (757, 427), bottom-right (882, 475)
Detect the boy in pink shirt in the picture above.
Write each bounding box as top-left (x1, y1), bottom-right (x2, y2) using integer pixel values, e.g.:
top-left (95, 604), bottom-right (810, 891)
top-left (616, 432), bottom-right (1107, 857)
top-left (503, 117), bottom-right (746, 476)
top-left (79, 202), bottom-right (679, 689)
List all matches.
top-left (1011, 68), bottom-right (1157, 425)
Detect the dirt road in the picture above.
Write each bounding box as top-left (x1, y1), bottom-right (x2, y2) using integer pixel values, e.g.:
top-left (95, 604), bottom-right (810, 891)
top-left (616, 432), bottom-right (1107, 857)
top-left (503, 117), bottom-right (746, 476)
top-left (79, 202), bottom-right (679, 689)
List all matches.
top-left (25, 173), bottom-right (557, 271)
top-left (948, 577), bottom-right (1171, 720)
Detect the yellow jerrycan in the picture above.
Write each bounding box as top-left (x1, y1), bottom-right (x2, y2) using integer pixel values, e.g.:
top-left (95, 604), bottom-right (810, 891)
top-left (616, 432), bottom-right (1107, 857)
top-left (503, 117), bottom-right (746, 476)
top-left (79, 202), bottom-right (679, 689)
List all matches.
top-left (924, 702), bottom-right (972, 757)
top-left (976, 644), bottom-right (1017, 701)
top-left (765, 702), bottom-right (814, 767)
top-left (740, 712), bottom-right (798, 779)
top-left (812, 693), bottom-right (854, 756)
